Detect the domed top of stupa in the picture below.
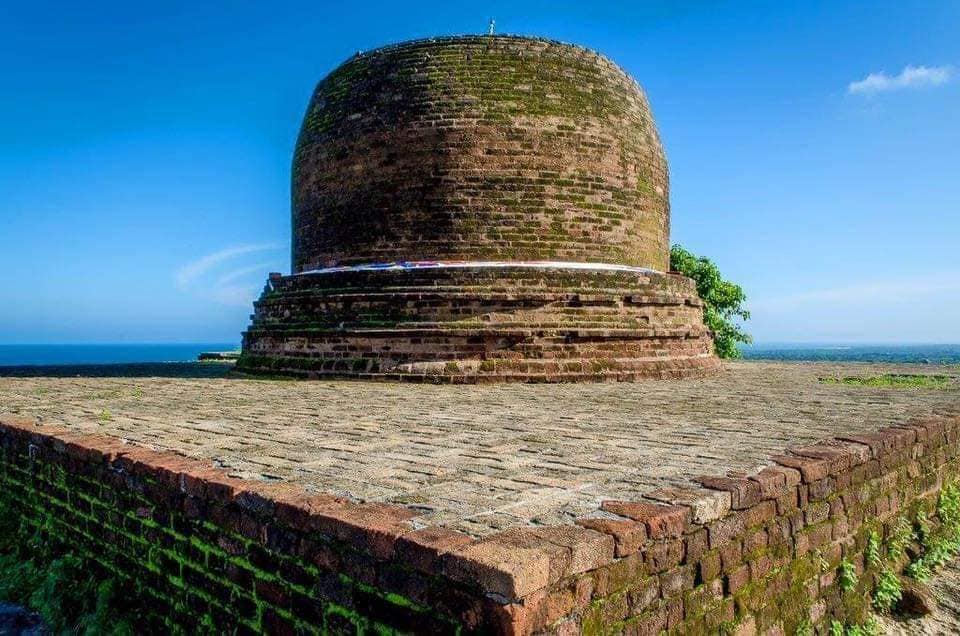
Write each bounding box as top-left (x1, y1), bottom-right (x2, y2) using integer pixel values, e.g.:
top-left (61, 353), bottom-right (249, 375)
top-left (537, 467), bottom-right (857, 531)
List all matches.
top-left (291, 35), bottom-right (669, 273)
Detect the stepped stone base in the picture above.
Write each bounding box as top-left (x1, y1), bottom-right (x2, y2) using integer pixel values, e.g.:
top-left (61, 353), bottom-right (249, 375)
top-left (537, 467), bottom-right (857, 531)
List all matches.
top-left (237, 266), bottom-right (719, 382)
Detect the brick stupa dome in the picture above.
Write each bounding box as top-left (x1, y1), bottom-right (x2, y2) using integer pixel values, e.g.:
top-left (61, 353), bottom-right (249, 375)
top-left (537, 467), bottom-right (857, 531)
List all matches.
top-left (238, 35), bottom-right (720, 382)
top-left (292, 36), bottom-right (669, 273)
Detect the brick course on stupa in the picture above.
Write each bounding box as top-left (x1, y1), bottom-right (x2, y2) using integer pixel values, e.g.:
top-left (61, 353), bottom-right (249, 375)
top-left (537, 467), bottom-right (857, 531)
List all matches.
top-left (237, 35), bottom-right (720, 381)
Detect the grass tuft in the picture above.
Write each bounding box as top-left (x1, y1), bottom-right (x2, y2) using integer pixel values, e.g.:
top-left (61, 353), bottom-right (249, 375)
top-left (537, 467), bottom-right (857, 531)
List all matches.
top-left (819, 373), bottom-right (954, 389)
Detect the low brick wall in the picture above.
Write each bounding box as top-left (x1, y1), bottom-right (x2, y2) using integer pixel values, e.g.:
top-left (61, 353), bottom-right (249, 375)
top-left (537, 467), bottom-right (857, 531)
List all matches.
top-left (1, 408), bottom-right (959, 634)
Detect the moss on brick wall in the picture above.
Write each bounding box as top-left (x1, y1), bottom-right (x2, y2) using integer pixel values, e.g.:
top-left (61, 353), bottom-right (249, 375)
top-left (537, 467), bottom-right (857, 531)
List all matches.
top-left (3, 413), bottom-right (960, 634)
top-left (291, 35), bottom-right (670, 272)
top-left (237, 267), bottom-right (718, 382)
top-left (0, 485), bottom-right (144, 634)
top-left (0, 425), bottom-right (470, 634)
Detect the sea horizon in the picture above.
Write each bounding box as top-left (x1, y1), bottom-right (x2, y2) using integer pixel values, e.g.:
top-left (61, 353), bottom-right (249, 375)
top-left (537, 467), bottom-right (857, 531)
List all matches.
top-left (0, 343), bottom-right (238, 367)
top-left (1, 342), bottom-right (958, 367)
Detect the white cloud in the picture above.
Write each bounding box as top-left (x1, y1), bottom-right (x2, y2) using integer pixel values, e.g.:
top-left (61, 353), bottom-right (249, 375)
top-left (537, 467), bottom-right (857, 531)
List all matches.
top-left (175, 243), bottom-right (281, 288)
top-left (175, 243), bottom-right (282, 307)
top-left (752, 273), bottom-right (960, 310)
top-left (848, 65), bottom-right (952, 95)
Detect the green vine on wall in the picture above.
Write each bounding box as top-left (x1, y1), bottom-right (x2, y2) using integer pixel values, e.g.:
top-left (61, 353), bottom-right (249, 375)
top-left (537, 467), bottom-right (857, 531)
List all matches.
top-left (903, 482), bottom-right (960, 584)
top-left (865, 531), bottom-right (883, 570)
top-left (830, 618), bottom-right (881, 636)
top-left (863, 481), bottom-right (960, 617)
top-left (838, 558), bottom-right (858, 593)
top-left (871, 568), bottom-right (902, 613)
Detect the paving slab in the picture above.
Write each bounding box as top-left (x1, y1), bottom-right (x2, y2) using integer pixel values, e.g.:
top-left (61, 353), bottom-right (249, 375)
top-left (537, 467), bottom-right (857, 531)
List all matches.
top-left (1, 360), bottom-right (957, 537)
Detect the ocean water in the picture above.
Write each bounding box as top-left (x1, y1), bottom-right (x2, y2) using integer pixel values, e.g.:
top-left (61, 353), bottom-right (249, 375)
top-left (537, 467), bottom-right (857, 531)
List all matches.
top-left (0, 343), bottom-right (958, 367)
top-left (741, 343), bottom-right (960, 365)
top-left (0, 343), bottom-right (238, 367)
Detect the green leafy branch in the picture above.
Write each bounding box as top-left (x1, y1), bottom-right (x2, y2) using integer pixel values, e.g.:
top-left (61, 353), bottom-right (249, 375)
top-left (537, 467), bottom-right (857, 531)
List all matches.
top-left (670, 245), bottom-right (751, 359)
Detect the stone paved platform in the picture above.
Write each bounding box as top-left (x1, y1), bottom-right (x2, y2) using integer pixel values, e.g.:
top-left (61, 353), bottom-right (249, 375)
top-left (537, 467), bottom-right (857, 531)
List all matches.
top-left (1, 361), bottom-right (957, 537)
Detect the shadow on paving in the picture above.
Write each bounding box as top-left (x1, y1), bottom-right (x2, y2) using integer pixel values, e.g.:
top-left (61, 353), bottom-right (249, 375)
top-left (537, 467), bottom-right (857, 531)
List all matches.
top-left (0, 362), bottom-right (236, 379)
top-left (879, 559), bottom-right (960, 635)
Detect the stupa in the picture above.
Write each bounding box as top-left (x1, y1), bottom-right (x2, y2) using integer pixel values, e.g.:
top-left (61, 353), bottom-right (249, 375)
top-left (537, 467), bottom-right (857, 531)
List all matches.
top-left (237, 35), bottom-right (720, 382)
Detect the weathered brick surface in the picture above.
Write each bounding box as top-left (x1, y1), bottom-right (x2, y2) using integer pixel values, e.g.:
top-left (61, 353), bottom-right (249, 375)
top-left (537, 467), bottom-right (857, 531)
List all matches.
top-left (1, 361), bottom-right (956, 538)
top-left (2, 359), bottom-right (960, 633)
top-left (239, 34), bottom-right (719, 383)
top-left (3, 396), bottom-right (960, 633)
top-left (292, 36), bottom-right (669, 272)
top-left (600, 501), bottom-right (689, 538)
top-left (0, 418), bottom-right (485, 633)
top-left (575, 518), bottom-right (647, 558)
top-left (238, 265), bottom-right (718, 382)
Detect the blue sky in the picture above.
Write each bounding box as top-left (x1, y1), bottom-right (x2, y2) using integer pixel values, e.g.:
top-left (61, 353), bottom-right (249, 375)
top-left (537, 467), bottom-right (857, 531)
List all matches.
top-left (2, 1), bottom-right (957, 344)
